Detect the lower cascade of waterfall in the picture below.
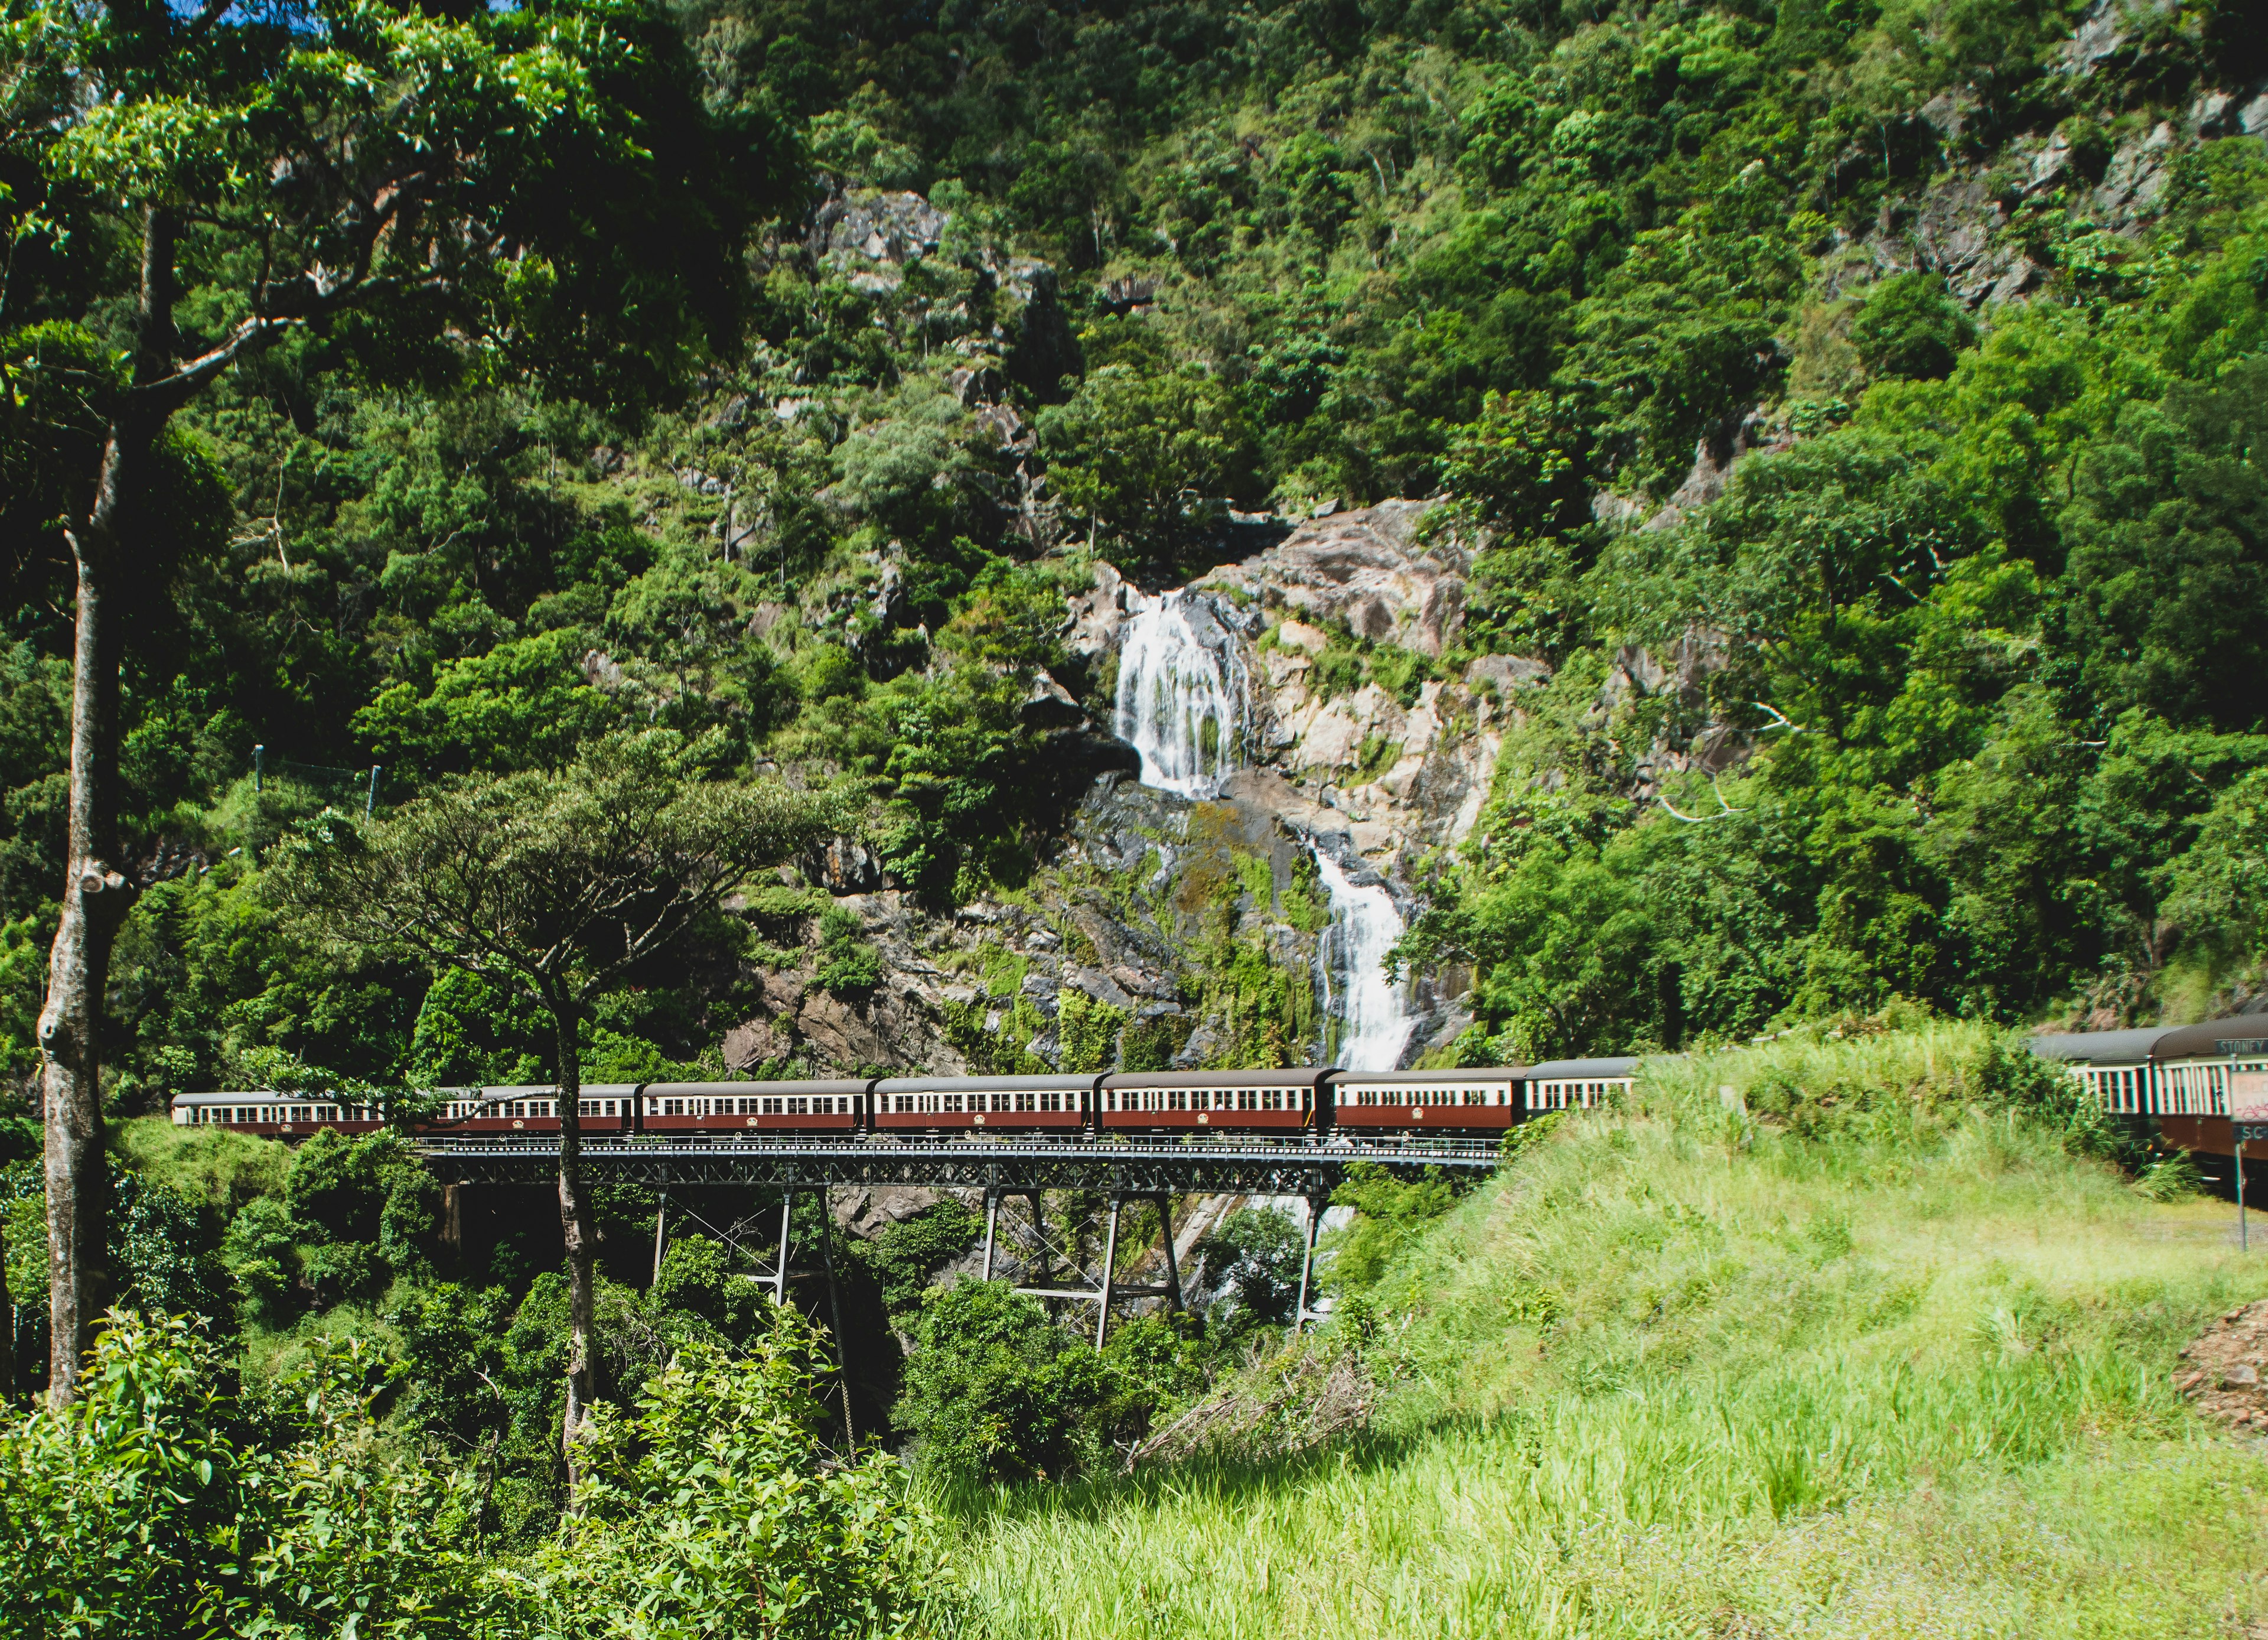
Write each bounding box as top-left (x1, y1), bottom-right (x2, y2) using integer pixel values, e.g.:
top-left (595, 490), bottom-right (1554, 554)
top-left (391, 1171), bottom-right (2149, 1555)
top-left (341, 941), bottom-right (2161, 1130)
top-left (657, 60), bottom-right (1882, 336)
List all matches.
top-left (1313, 850), bottom-right (1416, 1073)
top-left (1114, 589), bottom-right (1248, 798)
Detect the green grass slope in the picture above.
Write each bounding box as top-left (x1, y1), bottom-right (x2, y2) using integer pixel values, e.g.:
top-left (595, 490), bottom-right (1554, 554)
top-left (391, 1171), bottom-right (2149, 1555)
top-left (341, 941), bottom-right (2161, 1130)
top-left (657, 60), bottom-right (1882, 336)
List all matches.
top-left (962, 1027), bottom-right (2268, 1638)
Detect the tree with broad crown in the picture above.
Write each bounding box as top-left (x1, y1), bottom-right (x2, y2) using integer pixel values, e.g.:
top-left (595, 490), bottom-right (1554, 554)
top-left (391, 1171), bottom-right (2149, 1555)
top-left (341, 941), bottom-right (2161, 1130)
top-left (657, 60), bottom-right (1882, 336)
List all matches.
top-left (3, 0), bottom-right (798, 1405)
top-left (269, 730), bottom-right (853, 1489)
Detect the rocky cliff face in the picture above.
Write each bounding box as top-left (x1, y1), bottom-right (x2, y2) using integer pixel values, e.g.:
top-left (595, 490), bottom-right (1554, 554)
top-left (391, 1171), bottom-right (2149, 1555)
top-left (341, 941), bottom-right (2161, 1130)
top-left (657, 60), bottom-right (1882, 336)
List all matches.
top-left (722, 499), bottom-right (1526, 1076)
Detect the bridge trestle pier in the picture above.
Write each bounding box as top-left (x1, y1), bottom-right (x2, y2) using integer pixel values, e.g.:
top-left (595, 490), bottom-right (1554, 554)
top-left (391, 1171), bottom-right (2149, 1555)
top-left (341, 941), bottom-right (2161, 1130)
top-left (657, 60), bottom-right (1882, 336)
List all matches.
top-left (426, 1137), bottom-right (1496, 1393)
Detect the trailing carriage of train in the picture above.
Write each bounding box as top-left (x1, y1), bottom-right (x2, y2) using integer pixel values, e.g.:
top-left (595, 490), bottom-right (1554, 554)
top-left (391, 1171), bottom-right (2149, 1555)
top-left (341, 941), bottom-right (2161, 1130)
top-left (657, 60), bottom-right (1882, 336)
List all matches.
top-left (2027, 1012), bottom-right (2268, 1190)
top-left (168, 1059), bottom-right (1643, 1141)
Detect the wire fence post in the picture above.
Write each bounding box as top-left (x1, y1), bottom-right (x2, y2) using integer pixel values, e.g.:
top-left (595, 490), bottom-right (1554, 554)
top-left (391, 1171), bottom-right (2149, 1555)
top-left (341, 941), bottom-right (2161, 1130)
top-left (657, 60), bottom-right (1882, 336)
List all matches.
top-left (366, 764), bottom-right (381, 818)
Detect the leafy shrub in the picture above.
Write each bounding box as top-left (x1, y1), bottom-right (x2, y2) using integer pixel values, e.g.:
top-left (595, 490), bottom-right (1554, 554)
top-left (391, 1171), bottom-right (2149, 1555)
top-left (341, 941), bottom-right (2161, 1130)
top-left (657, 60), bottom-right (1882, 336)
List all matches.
top-left (1055, 988), bottom-right (1129, 1073)
top-left (849, 1200), bottom-right (984, 1319)
top-left (284, 1128), bottom-right (440, 1287)
top-left (0, 1312), bottom-right (499, 1639)
top-left (517, 1318), bottom-right (949, 1639)
top-left (1195, 1206), bottom-right (1305, 1333)
top-left (815, 904), bottom-right (885, 995)
top-left (1328, 1165), bottom-right (1460, 1290)
top-left (220, 1196), bottom-right (298, 1325)
top-left (1849, 272), bottom-right (1977, 382)
top-left (895, 1278), bottom-right (1109, 1485)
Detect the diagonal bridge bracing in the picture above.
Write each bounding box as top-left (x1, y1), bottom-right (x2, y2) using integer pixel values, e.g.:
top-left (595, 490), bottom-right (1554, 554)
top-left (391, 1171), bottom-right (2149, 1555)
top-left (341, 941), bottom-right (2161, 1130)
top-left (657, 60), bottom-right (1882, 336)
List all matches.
top-left (418, 1135), bottom-right (1501, 1353)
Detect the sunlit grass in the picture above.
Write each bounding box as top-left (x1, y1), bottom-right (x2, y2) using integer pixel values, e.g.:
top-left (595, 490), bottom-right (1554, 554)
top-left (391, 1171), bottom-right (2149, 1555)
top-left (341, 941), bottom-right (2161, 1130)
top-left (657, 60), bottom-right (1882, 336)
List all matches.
top-left (952, 1033), bottom-right (2268, 1638)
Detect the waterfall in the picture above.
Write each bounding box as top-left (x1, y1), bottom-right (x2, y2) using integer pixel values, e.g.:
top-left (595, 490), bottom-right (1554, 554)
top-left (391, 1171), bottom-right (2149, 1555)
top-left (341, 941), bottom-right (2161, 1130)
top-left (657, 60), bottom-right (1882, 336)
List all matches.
top-left (1114, 590), bottom-right (1249, 798)
top-left (1314, 851), bottom-right (1415, 1072)
top-left (1112, 584), bottom-right (1413, 1070)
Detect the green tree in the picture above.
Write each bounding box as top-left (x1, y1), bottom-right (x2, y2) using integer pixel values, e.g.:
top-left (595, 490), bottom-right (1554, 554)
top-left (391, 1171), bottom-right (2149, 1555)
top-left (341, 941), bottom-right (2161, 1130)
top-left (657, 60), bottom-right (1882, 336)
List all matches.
top-left (1195, 1206), bottom-right (1304, 1334)
top-left (270, 731), bottom-right (845, 1488)
top-left (895, 1277), bottom-right (1109, 1485)
top-left (1850, 273), bottom-right (1979, 382)
top-left (1037, 365), bottom-right (1259, 564)
top-left (2056, 359), bottom-right (2268, 731)
top-left (513, 1317), bottom-right (947, 1638)
top-left (11, 0), bottom-right (791, 1404)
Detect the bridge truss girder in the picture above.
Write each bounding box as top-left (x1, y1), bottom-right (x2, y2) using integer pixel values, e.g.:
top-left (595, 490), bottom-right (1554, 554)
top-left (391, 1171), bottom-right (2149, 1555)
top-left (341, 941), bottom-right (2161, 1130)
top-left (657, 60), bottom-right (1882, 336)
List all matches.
top-left (415, 1136), bottom-right (1500, 1196)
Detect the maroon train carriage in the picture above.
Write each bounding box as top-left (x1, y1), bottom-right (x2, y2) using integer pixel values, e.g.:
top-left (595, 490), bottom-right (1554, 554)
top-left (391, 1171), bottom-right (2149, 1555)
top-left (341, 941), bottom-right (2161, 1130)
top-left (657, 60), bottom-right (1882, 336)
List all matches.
top-left (872, 1072), bottom-right (1099, 1134)
top-left (1098, 1068), bottom-right (1328, 1134)
top-left (1522, 1058), bottom-right (1640, 1113)
top-left (1329, 1066), bottom-right (1527, 1134)
top-left (435, 1083), bottom-right (639, 1136)
top-left (172, 1091), bottom-right (387, 1137)
top-left (643, 1079), bottom-right (865, 1135)
top-left (2029, 1014), bottom-right (2268, 1195)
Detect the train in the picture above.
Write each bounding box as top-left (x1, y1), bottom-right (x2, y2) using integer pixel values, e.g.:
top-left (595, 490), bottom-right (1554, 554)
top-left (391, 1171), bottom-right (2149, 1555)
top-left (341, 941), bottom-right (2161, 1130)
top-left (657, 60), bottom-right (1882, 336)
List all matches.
top-left (168, 1057), bottom-right (1643, 1141)
top-left (2029, 1013), bottom-right (2268, 1189)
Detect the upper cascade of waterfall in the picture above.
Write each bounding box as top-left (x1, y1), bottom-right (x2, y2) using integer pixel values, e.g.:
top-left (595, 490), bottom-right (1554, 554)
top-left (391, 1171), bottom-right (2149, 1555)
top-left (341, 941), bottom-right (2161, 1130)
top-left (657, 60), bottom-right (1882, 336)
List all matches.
top-left (1314, 850), bottom-right (1416, 1073)
top-left (1113, 590), bottom-right (1250, 798)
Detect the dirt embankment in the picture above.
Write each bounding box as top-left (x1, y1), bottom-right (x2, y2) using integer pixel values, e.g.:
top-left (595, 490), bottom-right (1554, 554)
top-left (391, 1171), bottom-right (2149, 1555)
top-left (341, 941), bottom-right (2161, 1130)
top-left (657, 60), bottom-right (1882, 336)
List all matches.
top-left (2175, 1299), bottom-right (2268, 1431)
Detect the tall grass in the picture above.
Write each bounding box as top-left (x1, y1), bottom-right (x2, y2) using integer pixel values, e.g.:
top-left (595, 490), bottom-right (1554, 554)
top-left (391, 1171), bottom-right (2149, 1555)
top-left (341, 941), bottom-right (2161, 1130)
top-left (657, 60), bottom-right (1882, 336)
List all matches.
top-left (953, 1027), bottom-right (2268, 1638)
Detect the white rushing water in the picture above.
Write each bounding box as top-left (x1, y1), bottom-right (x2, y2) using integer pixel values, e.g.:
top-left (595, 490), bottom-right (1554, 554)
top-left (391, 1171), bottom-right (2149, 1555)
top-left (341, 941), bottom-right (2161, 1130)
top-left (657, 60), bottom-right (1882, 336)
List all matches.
top-left (1113, 590), bottom-right (1249, 798)
top-left (1313, 851), bottom-right (1415, 1072)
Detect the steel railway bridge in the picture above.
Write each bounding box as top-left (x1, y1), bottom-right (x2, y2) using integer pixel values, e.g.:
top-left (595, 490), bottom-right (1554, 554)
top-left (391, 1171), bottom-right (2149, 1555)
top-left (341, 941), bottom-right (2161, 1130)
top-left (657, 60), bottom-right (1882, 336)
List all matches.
top-left (418, 1133), bottom-right (1501, 1351)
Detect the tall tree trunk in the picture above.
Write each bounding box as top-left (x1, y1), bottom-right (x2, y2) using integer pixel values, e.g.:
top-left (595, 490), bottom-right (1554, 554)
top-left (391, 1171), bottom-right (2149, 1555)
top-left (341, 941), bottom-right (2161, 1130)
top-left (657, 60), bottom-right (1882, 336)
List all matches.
top-left (550, 997), bottom-right (595, 1494)
top-left (38, 204), bottom-right (175, 1407)
top-left (39, 453), bottom-right (135, 1406)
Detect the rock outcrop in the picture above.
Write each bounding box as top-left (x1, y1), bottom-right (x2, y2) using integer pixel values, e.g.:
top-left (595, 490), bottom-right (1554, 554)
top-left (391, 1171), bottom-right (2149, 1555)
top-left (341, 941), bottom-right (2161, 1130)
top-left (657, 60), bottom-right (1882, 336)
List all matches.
top-left (1195, 499), bottom-right (1466, 656)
